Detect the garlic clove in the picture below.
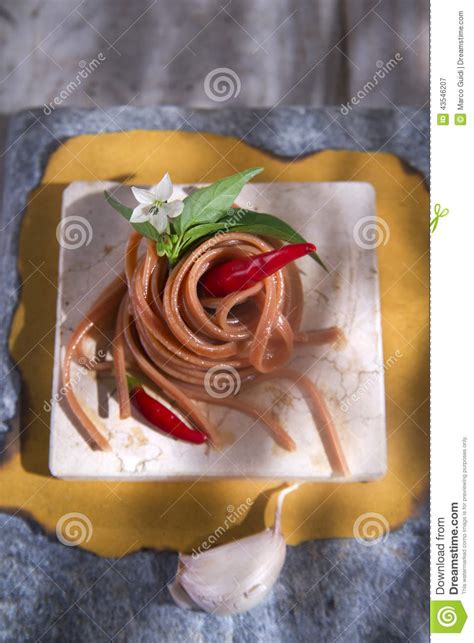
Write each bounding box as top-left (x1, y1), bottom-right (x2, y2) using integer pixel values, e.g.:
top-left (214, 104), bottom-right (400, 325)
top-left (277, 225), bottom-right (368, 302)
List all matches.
top-left (168, 484), bottom-right (299, 616)
top-left (168, 571), bottom-right (201, 611)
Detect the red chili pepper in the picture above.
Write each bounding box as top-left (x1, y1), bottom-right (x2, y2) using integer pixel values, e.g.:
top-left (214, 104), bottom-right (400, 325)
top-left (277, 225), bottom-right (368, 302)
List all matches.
top-left (200, 242), bottom-right (316, 297)
top-left (127, 376), bottom-right (208, 445)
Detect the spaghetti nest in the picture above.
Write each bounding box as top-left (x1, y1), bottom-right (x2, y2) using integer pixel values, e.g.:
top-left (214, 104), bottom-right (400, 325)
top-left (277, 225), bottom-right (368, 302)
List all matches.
top-left (64, 231), bottom-right (349, 476)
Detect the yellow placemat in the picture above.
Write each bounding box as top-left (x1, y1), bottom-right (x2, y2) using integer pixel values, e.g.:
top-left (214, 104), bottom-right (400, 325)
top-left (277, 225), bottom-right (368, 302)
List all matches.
top-left (2, 131), bottom-right (429, 557)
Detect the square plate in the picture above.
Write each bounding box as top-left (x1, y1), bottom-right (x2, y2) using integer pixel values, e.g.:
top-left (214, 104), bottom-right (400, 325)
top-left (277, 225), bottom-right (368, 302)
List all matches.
top-left (49, 181), bottom-right (386, 481)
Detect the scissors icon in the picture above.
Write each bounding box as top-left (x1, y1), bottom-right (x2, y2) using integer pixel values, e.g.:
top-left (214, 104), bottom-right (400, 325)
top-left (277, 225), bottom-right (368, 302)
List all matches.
top-left (430, 203), bottom-right (449, 233)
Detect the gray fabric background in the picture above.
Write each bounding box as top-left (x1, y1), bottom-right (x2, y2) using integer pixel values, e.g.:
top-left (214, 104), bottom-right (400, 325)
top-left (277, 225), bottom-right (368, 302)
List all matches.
top-left (0, 506), bottom-right (428, 642)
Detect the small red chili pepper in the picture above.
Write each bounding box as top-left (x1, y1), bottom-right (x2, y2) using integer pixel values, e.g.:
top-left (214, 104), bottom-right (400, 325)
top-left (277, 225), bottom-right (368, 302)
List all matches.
top-left (200, 242), bottom-right (316, 297)
top-left (127, 376), bottom-right (208, 445)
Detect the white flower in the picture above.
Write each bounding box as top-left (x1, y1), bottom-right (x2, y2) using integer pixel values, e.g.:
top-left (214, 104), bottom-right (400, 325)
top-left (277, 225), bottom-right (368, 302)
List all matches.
top-left (130, 173), bottom-right (183, 234)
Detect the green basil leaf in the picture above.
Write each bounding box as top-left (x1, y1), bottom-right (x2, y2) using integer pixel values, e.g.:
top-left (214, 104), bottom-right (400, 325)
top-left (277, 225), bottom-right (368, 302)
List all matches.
top-left (104, 191), bottom-right (160, 241)
top-left (229, 209), bottom-right (327, 271)
top-left (180, 222), bottom-right (227, 251)
top-left (179, 210), bottom-right (327, 271)
top-left (176, 167), bottom-right (263, 233)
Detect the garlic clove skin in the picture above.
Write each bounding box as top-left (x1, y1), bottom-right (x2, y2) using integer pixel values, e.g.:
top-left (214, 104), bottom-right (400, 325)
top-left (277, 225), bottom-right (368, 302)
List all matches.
top-left (168, 484), bottom-right (299, 616)
top-left (172, 529), bottom-right (286, 616)
top-left (168, 572), bottom-right (201, 611)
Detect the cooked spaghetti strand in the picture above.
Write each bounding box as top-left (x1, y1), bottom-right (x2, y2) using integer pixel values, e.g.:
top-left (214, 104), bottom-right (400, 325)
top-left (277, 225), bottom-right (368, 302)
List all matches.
top-left (63, 231), bottom-right (349, 474)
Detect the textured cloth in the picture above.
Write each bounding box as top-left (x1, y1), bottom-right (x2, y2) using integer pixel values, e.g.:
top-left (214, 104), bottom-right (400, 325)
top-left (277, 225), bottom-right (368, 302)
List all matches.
top-left (0, 508), bottom-right (428, 642)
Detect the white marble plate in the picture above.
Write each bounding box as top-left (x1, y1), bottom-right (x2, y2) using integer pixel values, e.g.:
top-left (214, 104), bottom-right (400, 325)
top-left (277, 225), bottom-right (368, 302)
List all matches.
top-left (49, 181), bottom-right (386, 481)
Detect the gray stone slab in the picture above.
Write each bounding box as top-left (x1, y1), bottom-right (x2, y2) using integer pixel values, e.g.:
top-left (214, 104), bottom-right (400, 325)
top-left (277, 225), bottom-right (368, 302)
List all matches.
top-left (0, 106), bottom-right (429, 641)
